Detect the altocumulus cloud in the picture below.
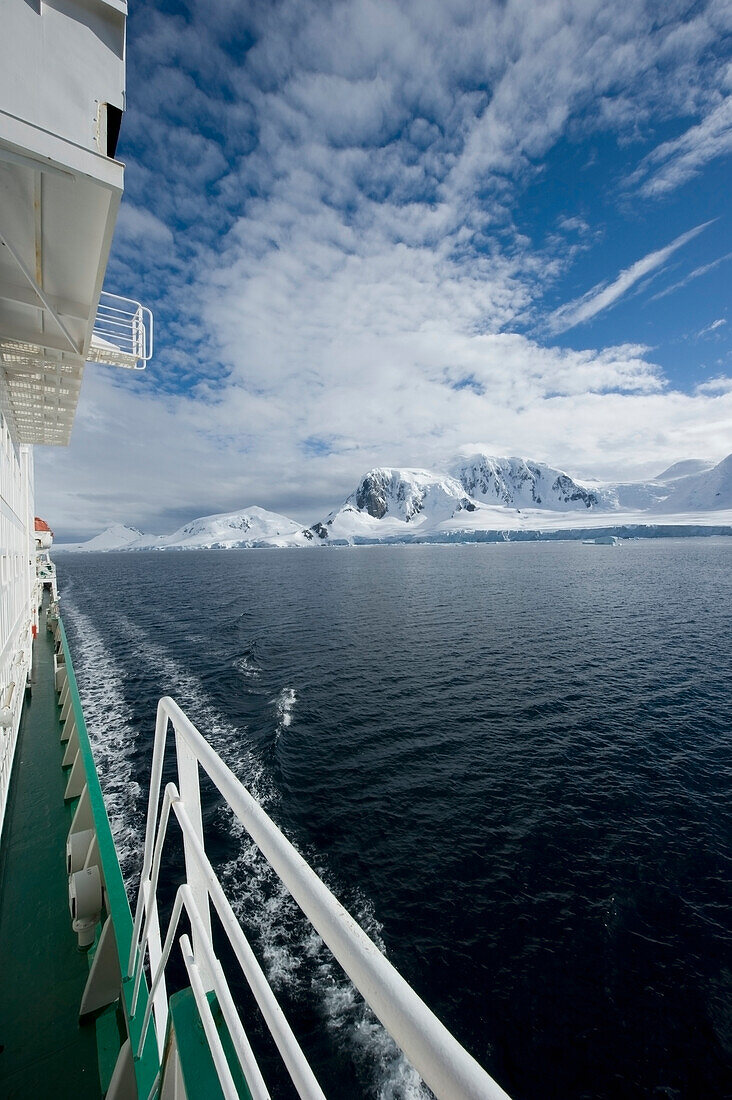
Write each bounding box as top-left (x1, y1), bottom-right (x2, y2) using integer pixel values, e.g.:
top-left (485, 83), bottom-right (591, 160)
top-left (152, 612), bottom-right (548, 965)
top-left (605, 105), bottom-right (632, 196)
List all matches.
top-left (34, 0), bottom-right (732, 537)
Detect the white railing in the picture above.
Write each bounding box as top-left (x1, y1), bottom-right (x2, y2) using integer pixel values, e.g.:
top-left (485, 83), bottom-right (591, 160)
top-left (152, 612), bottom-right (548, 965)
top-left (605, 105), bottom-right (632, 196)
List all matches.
top-left (36, 552), bottom-right (57, 601)
top-left (89, 290), bottom-right (153, 369)
top-left (129, 697), bottom-right (511, 1100)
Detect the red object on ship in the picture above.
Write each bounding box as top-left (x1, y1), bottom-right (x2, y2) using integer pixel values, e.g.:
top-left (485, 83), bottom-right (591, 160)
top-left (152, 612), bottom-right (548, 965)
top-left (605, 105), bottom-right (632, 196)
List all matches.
top-left (34, 516), bottom-right (54, 550)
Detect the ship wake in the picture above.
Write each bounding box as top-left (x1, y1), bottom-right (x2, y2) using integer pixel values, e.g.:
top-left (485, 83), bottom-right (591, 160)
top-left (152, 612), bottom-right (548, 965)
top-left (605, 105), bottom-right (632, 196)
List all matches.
top-left (60, 595), bottom-right (144, 883)
top-left (67, 604), bottom-right (428, 1099)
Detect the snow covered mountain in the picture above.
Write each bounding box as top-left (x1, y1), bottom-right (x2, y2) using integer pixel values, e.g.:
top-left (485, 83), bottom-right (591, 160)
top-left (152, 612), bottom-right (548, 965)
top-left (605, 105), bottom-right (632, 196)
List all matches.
top-left (653, 459), bottom-right (716, 482)
top-left (449, 453), bottom-right (732, 515)
top-left (654, 453), bottom-right (732, 511)
top-left (303, 468), bottom-right (485, 542)
top-left (55, 453), bottom-right (732, 552)
top-left (56, 508), bottom-right (302, 551)
top-left (601, 454), bottom-right (732, 512)
top-left (55, 524), bottom-right (147, 552)
top-left (452, 454), bottom-right (612, 510)
top-left (303, 453), bottom-right (732, 545)
top-left (155, 507), bottom-right (302, 549)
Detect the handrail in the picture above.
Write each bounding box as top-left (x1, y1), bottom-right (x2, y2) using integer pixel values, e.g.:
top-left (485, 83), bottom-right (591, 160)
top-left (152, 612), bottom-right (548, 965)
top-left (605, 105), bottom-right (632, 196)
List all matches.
top-left (130, 781), bottom-right (324, 1100)
top-left (90, 290), bottom-right (154, 369)
top-left (130, 695), bottom-right (512, 1100)
top-left (140, 879), bottom-right (269, 1100)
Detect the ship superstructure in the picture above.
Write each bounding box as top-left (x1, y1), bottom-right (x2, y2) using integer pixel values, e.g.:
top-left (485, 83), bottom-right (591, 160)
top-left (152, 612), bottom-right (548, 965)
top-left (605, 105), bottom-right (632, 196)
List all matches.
top-left (0, 0), bottom-right (151, 837)
top-left (0, 4), bottom-right (510, 1098)
top-left (0, 2), bottom-right (158, 1095)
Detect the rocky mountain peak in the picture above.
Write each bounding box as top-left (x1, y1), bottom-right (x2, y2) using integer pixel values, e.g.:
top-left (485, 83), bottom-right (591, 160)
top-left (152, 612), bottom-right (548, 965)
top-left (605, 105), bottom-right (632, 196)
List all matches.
top-left (454, 454), bottom-right (604, 510)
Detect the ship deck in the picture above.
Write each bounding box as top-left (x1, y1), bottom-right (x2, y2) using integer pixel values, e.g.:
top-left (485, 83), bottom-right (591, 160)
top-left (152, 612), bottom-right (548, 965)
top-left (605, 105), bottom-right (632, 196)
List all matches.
top-left (0, 605), bottom-right (101, 1098)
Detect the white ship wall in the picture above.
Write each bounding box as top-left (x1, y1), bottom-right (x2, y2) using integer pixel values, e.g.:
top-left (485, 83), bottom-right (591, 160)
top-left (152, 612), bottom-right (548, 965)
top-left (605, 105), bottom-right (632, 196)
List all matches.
top-left (0, 0), bottom-right (125, 158)
top-left (0, 410), bottom-right (36, 834)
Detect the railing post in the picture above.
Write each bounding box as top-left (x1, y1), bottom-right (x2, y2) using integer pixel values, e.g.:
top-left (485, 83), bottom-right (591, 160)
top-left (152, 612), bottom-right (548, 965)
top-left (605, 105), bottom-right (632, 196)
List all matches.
top-left (144, 878), bottom-right (168, 1059)
top-left (133, 308), bottom-right (142, 360)
top-left (174, 723), bottom-right (214, 990)
top-left (128, 704), bottom-right (171, 1057)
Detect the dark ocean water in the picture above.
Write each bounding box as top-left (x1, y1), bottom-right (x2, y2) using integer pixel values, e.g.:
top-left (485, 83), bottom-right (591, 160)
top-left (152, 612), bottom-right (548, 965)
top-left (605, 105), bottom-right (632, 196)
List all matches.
top-left (56, 541), bottom-right (732, 1100)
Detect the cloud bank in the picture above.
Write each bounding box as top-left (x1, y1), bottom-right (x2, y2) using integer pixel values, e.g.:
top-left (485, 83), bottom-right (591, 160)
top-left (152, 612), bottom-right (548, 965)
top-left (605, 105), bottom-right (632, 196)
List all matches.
top-left (34, 0), bottom-right (732, 537)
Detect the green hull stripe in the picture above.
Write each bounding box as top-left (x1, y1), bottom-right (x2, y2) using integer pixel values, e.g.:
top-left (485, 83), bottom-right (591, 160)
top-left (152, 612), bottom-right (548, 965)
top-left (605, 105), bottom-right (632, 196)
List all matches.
top-left (56, 614), bottom-right (160, 1095)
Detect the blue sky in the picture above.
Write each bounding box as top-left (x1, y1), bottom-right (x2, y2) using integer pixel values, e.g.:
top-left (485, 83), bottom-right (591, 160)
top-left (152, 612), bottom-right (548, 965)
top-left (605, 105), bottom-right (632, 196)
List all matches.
top-left (37, 0), bottom-right (732, 536)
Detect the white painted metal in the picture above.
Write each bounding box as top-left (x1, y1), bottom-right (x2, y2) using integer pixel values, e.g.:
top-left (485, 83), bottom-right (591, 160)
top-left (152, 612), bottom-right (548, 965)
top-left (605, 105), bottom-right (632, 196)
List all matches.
top-left (0, 137), bottom-right (122, 441)
top-left (35, 552), bottom-right (57, 601)
top-left (90, 291), bottom-right (153, 369)
top-left (135, 881), bottom-right (271, 1100)
top-left (69, 864), bottom-right (103, 948)
top-left (173, 797), bottom-right (327, 1100)
top-left (0, 230), bottom-right (82, 354)
top-left (174, 724), bottom-right (213, 984)
top-left (0, 414), bottom-right (35, 838)
top-left (131, 782), bottom-right (326, 1100)
top-left (130, 696), bottom-right (512, 1100)
top-left (184, 889), bottom-right (270, 1100)
top-left (133, 880), bottom-right (183, 1053)
top-left (180, 933), bottom-right (241, 1100)
top-left (130, 791), bottom-right (172, 1047)
top-left (0, 0), bottom-right (125, 158)
top-left (79, 915), bottom-right (124, 1019)
top-left (0, 348), bottom-right (85, 446)
top-left (0, 0), bottom-right (152, 445)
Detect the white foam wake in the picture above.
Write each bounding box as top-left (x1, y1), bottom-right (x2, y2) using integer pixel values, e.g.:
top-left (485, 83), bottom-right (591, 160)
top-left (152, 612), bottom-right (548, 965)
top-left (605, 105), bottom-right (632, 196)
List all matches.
top-left (309, 892), bottom-right (433, 1100)
top-left (234, 654), bottom-right (260, 681)
top-left (217, 815), bottom-right (432, 1098)
top-left (61, 597), bottom-right (143, 884)
top-left (109, 613), bottom-right (271, 806)
top-left (69, 605), bottom-right (430, 1099)
top-left (274, 686), bottom-right (297, 740)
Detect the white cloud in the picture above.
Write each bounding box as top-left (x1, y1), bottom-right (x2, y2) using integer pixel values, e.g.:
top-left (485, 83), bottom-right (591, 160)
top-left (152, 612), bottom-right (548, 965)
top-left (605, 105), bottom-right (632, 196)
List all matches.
top-left (548, 222), bottom-right (711, 333)
top-left (650, 250), bottom-right (732, 301)
top-left (116, 203), bottom-right (174, 245)
top-left (695, 374), bottom-right (732, 394)
top-left (632, 94), bottom-right (732, 197)
top-left (698, 317), bottom-right (727, 336)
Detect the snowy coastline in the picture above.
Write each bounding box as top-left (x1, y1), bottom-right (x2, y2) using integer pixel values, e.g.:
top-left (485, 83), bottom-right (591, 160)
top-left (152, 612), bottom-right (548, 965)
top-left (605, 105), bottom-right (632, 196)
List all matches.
top-left (56, 451), bottom-right (732, 552)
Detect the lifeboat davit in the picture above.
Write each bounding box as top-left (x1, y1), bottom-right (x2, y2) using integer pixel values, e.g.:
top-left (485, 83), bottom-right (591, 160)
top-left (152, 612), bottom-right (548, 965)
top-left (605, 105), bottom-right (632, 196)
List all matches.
top-left (34, 517), bottom-right (53, 550)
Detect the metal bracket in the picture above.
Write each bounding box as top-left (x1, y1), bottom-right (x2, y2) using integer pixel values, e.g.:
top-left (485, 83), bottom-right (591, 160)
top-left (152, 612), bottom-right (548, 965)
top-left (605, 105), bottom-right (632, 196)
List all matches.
top-left (62, 721), bottom-right (79, 764)
top-left (68, 784), bottom-right (94, 835)
top-left (0, 228), bottom-right (82, 354)
top-left (105, 1037), bottom-right (138, 1100)
top-left (63, 753), bottom-right (86, 800)
top-left (80, 916), bottom-right (122, 1020)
